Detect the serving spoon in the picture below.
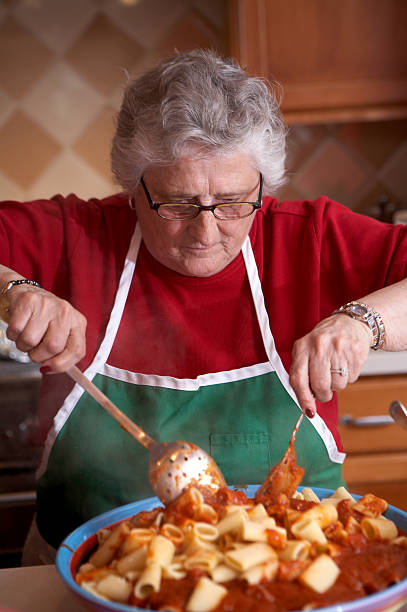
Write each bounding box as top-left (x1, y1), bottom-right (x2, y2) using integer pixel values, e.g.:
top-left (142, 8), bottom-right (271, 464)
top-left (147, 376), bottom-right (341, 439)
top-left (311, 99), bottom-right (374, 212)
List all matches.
top-left (256, 412), bottom-right (304, 499)
top-left (0, 295), bottom-right (226, 504)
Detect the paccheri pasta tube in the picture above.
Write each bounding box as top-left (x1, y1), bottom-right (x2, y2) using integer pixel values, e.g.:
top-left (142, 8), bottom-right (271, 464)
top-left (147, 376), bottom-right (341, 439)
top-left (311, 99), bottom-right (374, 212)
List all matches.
top-left (76, 486), bottom-right (407, 612)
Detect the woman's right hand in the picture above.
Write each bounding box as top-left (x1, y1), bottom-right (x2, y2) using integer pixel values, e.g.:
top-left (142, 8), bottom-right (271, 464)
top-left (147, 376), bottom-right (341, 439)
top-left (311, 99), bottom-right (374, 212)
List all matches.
top-left (2, 284), bottom-right (87, 371)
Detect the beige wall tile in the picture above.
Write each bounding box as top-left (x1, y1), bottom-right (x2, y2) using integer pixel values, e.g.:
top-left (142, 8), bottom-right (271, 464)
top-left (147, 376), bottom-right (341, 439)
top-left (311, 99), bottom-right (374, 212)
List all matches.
top-left (192, 0), bottom-right (226, 30)
top-left (354, 181), bottom-right (400, 216)
top-left (127, 49), bottom-right (167, 82)
top-left (0, 16), bottom-right (52, 98)
top-left (22, 62), bottom-right (104, 146)
top-left (292, 139), bottom-right (371, 206)
top-left (0, 170), bottom-right (25, 202)
top-left (102, 0), bottom-right (187, 49)
top-left (336, 120), bottom-right (407, 169)
top-left (274, 183), bottom-right (304, 202)
top-left (28, 150), bottom-right (116, 201)
top-left (380, 142), bottom-right (407, 201)
top-left (12, 0), bottom-right (97, 54)
top-left (158, 9), bottom-right (227, 56)
top-left (0, 110), bottom-right (61, 188)
top-left (0, 88), bottom-right (14, 129)
top-left (66, 14), bottom-right (143, 96)
top-left (286, 125), bottom-right (329, 172)
top-left (109, 84), bottom-right (127, 111)
top-left (73, 106), bottom-right (117, 180)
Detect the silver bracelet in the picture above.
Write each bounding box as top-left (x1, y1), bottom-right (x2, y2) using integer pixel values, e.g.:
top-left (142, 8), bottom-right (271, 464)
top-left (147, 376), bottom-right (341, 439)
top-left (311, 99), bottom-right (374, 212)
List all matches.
top-left (1, 279), bottom-right (42, 297)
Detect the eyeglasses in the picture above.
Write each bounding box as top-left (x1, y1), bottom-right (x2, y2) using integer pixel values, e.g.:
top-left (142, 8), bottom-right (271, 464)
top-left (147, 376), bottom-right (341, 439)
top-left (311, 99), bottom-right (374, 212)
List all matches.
top-left (140, 173), bottom-right (263, 220)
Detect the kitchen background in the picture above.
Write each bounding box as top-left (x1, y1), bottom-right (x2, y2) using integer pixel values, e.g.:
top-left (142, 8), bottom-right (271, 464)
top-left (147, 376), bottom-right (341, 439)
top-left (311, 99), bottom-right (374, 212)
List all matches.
top-left (0, 0), bottom-right (406, 215)
top-left (0, 0), bottom-right (406, 567)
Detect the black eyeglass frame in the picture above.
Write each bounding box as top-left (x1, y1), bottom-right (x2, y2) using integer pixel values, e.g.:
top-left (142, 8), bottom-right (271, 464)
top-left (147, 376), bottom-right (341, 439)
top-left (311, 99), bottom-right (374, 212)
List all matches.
top-left (140, 173), bottom-right (263, 220)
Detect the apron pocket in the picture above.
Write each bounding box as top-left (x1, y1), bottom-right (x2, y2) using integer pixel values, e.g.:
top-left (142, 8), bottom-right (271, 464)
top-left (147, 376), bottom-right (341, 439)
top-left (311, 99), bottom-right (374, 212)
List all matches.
top-left (210, 432), bottom-right (271, 486)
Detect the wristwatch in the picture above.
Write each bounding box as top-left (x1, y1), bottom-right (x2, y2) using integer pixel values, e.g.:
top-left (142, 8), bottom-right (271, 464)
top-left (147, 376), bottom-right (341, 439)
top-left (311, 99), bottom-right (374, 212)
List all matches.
top-left (332, 301), bottom-right (385, 350)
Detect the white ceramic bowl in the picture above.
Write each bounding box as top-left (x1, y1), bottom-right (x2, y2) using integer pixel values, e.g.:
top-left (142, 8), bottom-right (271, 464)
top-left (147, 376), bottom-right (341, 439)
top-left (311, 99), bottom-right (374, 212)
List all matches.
top-left (56, 486), bottom-right (407, 612)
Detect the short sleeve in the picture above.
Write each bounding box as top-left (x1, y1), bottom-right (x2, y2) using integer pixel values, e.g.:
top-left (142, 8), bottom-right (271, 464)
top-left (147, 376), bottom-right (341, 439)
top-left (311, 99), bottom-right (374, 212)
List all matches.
top-left (0, 198), bottom-right (67, 291)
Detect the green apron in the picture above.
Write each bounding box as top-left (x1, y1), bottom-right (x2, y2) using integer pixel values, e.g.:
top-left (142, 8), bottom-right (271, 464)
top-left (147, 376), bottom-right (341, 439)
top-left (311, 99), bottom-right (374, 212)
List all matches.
top-left (37, 224), bottom-right (345, 547)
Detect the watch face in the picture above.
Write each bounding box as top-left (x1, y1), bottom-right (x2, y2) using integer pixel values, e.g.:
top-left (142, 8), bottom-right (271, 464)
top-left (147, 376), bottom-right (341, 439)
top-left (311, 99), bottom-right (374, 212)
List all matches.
top-left (349, 303), bottom-right (368, 316)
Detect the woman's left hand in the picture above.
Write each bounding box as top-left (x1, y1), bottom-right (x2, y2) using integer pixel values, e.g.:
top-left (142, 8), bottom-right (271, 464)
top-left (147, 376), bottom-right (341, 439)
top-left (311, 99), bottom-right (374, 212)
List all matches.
top-left (289, 314), bottom-right (371, 417)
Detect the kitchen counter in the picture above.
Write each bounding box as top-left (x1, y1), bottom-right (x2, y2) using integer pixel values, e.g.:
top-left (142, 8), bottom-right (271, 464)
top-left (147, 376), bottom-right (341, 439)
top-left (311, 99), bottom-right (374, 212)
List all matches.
top-left (361, 350), bottom-right (407, 376)
top-left (0, 565), bottom-right (80, 611)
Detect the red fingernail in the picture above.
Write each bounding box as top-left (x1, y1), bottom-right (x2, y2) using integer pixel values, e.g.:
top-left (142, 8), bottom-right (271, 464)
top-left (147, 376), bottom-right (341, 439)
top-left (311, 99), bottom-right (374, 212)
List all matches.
top-left (41, 366), bottom-right (53, 374)
top-left (306, 408), bottom-right (315, 418)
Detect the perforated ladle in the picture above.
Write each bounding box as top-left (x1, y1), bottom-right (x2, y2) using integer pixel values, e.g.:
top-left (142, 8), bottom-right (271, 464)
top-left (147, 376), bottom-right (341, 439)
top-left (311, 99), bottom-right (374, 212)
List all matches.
top-left (0, 295), bottom-right (226, 504)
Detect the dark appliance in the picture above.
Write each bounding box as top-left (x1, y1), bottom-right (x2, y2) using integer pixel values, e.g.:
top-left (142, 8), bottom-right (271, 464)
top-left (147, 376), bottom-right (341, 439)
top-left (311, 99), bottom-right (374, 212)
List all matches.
top-left (0, 360), bottom-right (41, 567)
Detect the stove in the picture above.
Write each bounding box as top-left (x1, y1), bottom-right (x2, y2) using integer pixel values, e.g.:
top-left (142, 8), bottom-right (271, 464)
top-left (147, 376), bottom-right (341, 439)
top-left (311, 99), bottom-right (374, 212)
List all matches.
top-left (0, 360), bottom-right (41, 567)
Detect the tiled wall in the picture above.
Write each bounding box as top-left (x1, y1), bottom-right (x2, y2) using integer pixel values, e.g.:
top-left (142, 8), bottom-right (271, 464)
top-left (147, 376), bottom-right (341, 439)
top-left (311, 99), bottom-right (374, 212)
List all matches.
top-left (0, 0), bottom-right (227, 201)
top-left (282, 120), bottom-right (407, 216)
top-left (0, 0), bottom-right (406, 215)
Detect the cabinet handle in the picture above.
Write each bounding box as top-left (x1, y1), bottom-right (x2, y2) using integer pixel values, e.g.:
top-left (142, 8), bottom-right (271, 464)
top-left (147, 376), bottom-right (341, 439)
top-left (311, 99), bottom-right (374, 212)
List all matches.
top-left (340, 414), bottom-right (394, 427)
top-left (0, 490), bottom-right (36, 504)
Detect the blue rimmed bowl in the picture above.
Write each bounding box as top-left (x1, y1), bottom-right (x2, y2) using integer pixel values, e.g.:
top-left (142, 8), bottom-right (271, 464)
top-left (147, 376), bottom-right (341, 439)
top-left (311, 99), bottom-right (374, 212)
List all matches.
top-left (56, 486), bottom-right (407, 612)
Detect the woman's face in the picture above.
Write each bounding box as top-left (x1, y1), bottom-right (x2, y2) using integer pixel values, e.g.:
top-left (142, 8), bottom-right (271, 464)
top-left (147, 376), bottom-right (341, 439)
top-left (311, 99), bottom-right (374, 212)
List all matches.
top-left (134, 153), bottom-right (260, 277)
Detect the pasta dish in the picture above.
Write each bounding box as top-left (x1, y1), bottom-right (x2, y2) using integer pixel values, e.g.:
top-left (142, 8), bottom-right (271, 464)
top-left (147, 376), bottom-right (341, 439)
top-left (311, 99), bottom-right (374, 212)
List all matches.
top-left (75, 415), bottom-right (406, 611)
top-left (75, 485), bottom-right (407, 610)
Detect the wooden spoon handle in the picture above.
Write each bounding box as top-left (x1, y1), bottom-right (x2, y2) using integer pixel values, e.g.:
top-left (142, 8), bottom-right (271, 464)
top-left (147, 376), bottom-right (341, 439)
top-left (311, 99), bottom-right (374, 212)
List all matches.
top-left (68, 365), bottom-right (157, 450)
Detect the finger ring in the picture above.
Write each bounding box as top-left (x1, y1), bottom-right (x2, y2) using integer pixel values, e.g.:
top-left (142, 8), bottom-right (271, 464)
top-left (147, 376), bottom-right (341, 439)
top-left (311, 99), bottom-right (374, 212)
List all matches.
top-left (330, 367), bottom-right (348, 377)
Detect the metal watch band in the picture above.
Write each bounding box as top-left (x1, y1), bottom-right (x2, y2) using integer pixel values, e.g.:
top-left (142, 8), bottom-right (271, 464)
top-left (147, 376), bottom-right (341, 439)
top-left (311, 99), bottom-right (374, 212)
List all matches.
top-left (332, 301), bottom-right (385, 350)
top-left (1, 279), bottom-right (42, 296)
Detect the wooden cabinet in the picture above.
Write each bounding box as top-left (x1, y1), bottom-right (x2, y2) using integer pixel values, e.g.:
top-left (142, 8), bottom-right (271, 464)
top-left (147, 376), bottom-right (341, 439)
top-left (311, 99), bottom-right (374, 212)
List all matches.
top-left (337, 374), bottom-right (407, 511)
top-left (228, 0), bottom-right (407, 124)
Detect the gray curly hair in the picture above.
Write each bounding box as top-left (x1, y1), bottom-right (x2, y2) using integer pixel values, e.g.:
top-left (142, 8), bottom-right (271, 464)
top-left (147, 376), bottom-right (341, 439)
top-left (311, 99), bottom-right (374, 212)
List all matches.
top-left (111, 49), bottom-right (287, 195)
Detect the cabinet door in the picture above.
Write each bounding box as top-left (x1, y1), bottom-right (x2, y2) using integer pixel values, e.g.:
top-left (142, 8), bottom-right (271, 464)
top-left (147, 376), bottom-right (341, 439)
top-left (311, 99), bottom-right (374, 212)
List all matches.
top-left (337, 375), bottom-right (407, 454)
top-left (228, 0), bottom-right (407, 123)
top-left (337, 375), bottom-right (407, 511)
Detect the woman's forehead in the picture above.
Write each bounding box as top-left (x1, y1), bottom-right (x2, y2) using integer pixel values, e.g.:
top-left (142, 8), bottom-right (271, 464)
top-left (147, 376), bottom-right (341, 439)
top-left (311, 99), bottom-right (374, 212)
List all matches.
top-left (145, 153), bottom-right (258, 194)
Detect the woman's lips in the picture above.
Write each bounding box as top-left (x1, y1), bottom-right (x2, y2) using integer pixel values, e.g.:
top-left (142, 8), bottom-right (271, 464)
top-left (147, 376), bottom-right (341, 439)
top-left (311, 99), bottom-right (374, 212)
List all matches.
top-left (183, 244), bottom-right (217, 253)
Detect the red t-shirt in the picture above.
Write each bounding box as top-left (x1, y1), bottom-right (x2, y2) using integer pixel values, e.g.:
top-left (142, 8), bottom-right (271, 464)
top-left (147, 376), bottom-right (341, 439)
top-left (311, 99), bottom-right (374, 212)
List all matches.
top-left (1, 193), bottom-right (406, 449)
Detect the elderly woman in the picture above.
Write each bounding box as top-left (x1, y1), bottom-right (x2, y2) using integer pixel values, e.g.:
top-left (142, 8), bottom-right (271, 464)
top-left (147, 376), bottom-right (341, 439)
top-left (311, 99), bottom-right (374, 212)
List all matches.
top-left (0, 49), bottom-right (406, 556)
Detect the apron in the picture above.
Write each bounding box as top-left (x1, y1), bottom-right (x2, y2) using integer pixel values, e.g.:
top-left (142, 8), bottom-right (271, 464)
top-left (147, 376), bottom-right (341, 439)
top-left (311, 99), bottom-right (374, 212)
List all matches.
top-left (36, 224), bottom-right (345, 548)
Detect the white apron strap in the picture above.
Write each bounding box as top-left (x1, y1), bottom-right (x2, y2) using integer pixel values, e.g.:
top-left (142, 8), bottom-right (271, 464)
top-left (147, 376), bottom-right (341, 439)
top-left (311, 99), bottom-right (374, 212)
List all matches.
top-left (241, 235), bottom-right (300, 408)
top-left (37, 223), bottom-right (142, 477)
top-left (242, 235), bottom-right (345, 465)
top-left (86, 223), bottom-right (142, 377)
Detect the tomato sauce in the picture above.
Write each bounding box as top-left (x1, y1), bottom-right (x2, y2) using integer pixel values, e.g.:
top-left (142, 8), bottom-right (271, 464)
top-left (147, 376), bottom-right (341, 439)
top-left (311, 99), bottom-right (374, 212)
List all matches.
top-left (134, 540), bottom-right (407, 611)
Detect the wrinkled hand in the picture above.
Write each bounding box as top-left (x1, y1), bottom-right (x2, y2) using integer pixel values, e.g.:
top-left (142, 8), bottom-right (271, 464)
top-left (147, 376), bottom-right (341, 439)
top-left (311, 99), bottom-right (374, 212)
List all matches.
top-left (289, 315), bottom-right (371, 418)
top-left (3, 286), bottom-right (87, 371)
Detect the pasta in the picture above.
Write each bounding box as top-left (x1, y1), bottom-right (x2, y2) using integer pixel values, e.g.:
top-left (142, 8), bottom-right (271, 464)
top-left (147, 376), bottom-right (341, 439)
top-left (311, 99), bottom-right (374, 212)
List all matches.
top-left (298, 554), bottom-right (340, 594)
top-left (186, 577), bottom-right (227, 612)
top-left (360, 516), bottom-right (398, 540)
top-left (76, 486), bottom-right (407, 611)
top-left (291, 517), bottom-right (327, 545)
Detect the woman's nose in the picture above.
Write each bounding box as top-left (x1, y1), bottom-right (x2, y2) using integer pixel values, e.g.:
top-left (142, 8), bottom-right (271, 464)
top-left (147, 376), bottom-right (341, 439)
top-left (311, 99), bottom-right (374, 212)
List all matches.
top-left (188, 211), bottom-right (219, 244)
